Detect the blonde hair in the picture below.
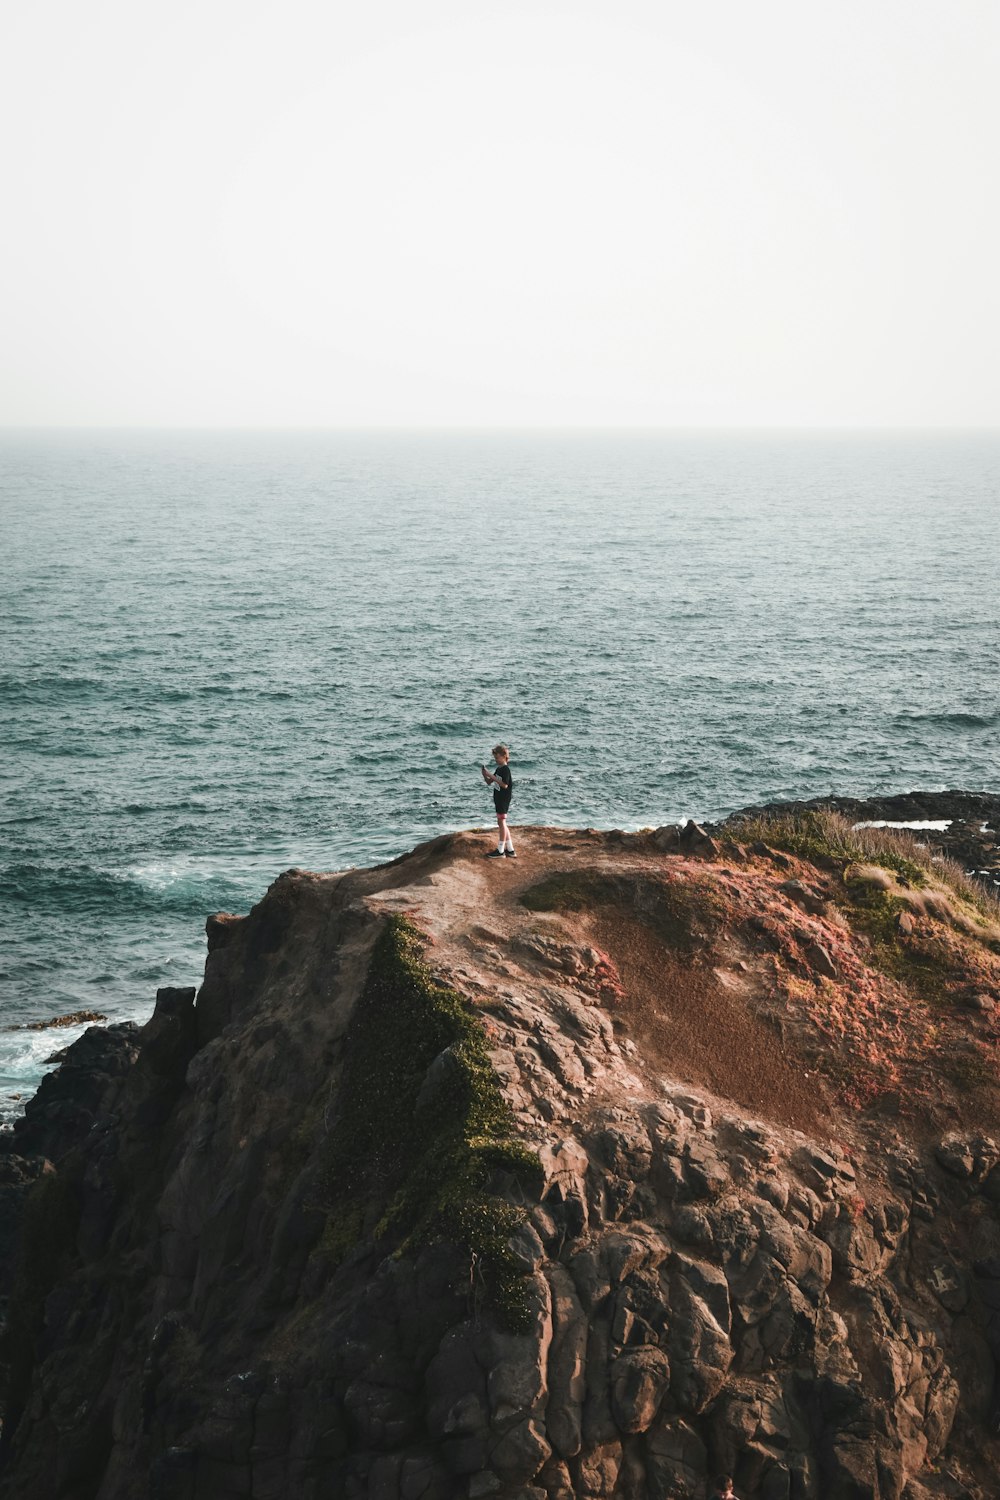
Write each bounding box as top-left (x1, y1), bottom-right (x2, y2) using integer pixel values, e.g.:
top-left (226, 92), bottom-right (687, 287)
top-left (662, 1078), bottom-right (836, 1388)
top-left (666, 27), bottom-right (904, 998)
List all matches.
top-left (492, 744), bottom-right (509, 760)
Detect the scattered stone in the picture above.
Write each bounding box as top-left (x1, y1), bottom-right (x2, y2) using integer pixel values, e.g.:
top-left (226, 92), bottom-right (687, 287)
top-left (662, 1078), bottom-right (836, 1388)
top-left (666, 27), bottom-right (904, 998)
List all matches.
top-left (792, 1145), bottom-right (855, 1194)
top-left (679, 821), bottom-right (720, 858)
top-left (749, 840), bottom-right (793, 870)
top-left (779, 880), bottom-right (827, 915)
top-left (804, 940), bottom-right (838, 980)
top-left (935, 1132), bottom-right (1000, 1182)
top-left (756, 1175), bottom-right (789, 1213)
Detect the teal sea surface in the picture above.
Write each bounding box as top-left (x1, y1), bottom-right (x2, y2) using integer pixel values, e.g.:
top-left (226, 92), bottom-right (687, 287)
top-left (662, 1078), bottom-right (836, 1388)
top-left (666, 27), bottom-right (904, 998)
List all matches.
top-left (2, 429), bottom-right (998, 1115)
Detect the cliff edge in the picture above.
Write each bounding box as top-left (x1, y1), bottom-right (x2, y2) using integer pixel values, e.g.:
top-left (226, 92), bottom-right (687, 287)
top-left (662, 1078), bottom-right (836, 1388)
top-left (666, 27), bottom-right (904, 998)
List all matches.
top-left (3, 813), bottom-right (1000, 1500)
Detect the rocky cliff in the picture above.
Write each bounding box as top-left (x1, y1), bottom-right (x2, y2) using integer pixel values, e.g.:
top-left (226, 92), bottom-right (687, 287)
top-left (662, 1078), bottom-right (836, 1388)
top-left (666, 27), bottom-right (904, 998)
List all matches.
top-left (3, 809), bottom-right (1000, 1500)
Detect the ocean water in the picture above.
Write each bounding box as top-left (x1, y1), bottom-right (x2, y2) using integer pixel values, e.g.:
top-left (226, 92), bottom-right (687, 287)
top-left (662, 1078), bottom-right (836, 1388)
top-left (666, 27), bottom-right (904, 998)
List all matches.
top-left (2, 428), bottom-right (998, 1116)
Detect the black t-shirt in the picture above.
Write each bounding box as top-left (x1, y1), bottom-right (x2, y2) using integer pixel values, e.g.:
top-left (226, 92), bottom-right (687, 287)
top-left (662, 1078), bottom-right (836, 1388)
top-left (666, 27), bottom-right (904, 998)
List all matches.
top-left (492, 765), bottom-right (513, 806)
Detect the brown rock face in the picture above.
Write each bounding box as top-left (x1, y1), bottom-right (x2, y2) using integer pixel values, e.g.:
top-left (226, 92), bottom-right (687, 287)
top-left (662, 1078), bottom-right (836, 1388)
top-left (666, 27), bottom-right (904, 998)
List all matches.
top-left (2, 826), bottom-right (1000, 1499)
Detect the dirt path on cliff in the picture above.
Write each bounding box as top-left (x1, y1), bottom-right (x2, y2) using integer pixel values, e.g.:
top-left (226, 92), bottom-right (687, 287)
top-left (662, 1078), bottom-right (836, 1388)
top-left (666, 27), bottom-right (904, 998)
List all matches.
top-left (366, 828), bottom-right (836, 1142)
top-left (587, 910), bottom-right (832, 1138)
top-left (464, 833), bottom-right (834, 1137)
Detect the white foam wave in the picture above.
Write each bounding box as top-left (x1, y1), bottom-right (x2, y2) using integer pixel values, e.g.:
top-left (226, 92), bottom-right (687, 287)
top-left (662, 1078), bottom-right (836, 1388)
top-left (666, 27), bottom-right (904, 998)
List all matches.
top-left (854, 820), bottom-right (951, 831)
top-left (124, 849), bottom-right (318, 895)
top-left (0, 1025), bottom-right (84, 1079)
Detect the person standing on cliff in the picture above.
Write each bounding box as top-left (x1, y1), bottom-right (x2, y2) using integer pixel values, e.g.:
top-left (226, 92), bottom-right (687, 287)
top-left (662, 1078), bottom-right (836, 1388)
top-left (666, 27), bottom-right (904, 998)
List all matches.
top-left (481, 744), bottom-right (515, 858)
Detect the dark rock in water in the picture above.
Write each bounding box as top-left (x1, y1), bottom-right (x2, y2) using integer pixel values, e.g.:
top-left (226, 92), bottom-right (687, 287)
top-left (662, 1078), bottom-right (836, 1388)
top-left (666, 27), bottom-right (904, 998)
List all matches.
top-left (729, 789), bottom-right (1000, 828)
top-left (13, 1009), bottom-right (108, 1032)
top-left (10, 1021), bottom-right (140, 1161)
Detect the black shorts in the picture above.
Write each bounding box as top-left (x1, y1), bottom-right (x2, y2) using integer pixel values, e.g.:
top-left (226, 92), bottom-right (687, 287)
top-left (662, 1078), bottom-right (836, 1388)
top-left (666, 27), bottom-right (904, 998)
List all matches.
top-left (494, 791), bottom-right (512, 816)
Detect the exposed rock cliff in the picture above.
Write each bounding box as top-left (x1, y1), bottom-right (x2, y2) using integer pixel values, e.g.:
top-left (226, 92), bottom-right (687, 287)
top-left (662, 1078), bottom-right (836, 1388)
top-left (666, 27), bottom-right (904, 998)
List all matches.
top-left (3, 814), bottom-right (1000, 1499)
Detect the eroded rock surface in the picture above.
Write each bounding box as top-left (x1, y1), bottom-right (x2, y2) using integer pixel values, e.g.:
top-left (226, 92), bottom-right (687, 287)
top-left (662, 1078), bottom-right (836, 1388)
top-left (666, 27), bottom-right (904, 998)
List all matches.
top-left (2, 824), bottom-right (1000, 1499)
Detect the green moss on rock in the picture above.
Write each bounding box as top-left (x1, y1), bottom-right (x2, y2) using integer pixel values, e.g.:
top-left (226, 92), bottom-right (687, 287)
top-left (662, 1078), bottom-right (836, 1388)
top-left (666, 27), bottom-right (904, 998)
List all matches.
top-left (323, 916), bottom-right (539, 1328)
top-left (842, 877), bottom-right (909, 933)
top-left (839, 879), bottom-right (959, 1003)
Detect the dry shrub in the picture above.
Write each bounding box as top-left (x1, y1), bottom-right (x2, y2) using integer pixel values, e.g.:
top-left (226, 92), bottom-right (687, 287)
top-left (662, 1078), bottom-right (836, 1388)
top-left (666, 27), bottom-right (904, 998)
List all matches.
top-left (730, 809), bottom-right (1000, 921)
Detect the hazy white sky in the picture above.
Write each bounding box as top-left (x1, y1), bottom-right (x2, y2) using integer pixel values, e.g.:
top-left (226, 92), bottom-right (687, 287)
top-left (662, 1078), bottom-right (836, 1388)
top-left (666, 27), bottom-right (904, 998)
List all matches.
top-left (1, 0), bottom-right (997, 426)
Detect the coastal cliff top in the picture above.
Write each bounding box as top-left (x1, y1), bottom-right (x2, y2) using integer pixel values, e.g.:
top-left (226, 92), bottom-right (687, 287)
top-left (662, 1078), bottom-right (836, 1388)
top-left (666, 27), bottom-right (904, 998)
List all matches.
top-left (319, 815), bottom-right (1000, 1155)
top-left (5, 808), bottom-right (1000, 1499)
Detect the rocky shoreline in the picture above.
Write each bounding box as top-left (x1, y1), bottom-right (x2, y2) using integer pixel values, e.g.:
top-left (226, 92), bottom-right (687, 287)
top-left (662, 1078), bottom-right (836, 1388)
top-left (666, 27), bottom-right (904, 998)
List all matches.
top-left (2, 794), bottom-right (1000, 1499)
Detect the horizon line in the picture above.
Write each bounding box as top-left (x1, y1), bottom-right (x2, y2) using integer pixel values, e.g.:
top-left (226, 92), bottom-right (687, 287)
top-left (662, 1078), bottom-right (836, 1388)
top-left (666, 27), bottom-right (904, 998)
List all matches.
top-left (2, 423), bottom-right (999, 435)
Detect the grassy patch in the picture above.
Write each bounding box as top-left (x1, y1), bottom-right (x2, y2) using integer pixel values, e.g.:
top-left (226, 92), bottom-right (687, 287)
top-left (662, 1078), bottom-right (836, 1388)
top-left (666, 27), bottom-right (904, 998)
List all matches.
top-left (322, 916), bottom-right (539, 1329)
top-left (934, 855), bottom-right (1000, 922)
top-left (732, 810), bottom-right (1000, 924)
top-left (842, 878), bottom-right (909, 935)
top-left (839, 879), bottom-right (961, 1004)
top-left (731, 810), bottom-right (929, 886)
